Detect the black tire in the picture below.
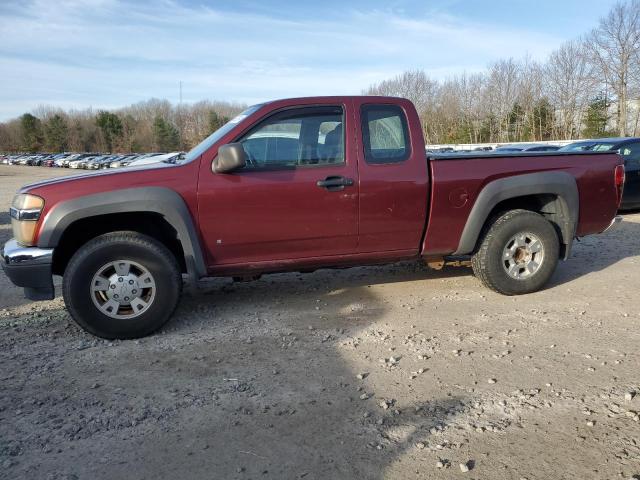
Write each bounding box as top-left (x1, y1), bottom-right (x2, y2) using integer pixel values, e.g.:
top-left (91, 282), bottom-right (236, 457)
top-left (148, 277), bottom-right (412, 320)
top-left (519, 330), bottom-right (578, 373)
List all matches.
top-left (471, 209), bottom-right (559, 295)
top-left (62, 231), bottom-right (182, 339)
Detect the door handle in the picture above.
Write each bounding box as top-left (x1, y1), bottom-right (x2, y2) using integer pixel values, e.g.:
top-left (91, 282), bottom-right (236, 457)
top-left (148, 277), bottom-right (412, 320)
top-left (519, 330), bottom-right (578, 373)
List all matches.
top-left (317, 176), bottom-right (354, 191)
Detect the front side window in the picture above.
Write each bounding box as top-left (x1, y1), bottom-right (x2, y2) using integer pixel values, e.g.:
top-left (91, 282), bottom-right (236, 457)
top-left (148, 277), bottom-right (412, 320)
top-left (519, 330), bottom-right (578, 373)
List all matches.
top-left (361, 104), bottom-right (410, 164)
top-left (238, 106), bottom-right (344, 169)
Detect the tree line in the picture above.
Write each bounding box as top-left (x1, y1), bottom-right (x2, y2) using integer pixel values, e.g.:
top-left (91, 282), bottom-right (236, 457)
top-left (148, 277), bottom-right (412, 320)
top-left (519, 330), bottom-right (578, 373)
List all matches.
top-left (0, 98), bottom-right (245, 153)
top-left (364, 0), bottom-right (640, 145)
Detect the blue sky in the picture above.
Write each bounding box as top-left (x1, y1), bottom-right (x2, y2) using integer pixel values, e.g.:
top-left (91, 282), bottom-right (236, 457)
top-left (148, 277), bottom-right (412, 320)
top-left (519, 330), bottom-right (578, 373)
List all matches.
top-left (0, 0), bottom-right (619, 120)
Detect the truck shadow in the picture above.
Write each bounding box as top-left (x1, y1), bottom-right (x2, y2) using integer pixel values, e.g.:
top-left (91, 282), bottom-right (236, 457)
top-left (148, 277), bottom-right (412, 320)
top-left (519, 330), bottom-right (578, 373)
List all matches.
top-left (0, 266), bottom-right (472, 479)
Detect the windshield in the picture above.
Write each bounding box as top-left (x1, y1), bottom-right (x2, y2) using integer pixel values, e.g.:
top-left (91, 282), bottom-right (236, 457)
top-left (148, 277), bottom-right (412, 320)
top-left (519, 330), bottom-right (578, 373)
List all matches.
top-left (182, 104), bottom-right (264, 163)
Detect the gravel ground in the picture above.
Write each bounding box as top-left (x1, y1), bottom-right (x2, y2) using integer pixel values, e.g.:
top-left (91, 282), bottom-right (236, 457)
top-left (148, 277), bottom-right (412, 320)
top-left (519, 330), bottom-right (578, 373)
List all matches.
top-left (1, 165), bottom-right (639, 480)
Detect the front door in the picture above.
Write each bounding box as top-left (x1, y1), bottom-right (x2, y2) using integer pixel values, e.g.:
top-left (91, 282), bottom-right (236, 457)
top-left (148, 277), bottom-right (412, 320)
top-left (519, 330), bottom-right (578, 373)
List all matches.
top-left (197, 104), bottom-right (359, 267)
top-left (620, 142), bottom-right (640, 207)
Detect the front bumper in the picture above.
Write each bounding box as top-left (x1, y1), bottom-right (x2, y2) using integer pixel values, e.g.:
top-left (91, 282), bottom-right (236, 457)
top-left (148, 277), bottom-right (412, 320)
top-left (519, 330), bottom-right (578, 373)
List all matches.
top-left (1, 239), bottom-right (55, 300)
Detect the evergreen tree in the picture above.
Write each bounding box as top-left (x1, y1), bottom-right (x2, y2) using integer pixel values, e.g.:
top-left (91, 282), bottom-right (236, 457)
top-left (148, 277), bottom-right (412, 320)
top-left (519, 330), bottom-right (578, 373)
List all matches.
top-left (20, 113), bottom-right (42, 152)
top-left (582, 95), bottom-right (612, 138)
top-left (96, 111), bottom-right (123, 151)
top-left (208, 110), bottom-right (229, 133)
top-left (44, 114), bottom-right (68, 152)
top-left (153, 116), bottom-right (180, 151)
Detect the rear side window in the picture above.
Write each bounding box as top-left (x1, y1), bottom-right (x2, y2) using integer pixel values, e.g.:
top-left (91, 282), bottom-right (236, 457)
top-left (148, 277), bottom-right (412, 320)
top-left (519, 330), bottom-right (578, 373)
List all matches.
top-left (361, 104), bottom-right (410, 164)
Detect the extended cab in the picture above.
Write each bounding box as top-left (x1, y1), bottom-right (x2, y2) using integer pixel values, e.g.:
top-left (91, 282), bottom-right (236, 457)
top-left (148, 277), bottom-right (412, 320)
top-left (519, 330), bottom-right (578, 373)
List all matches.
top-left (1, 97), bottom-right (625, 339)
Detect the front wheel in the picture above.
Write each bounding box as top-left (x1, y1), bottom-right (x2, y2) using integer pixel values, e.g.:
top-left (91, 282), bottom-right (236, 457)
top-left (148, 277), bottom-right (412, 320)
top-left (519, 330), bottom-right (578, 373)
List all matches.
top-left (471, 209), bottom-right (559, 295)
top-left (62, 231), bottom-right (182, 339)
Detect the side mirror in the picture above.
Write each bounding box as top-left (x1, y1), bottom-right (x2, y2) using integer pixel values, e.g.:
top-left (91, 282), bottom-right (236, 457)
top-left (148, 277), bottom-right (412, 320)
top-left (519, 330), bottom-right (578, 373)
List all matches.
top-left (212, 143), bottom-right (247, 173)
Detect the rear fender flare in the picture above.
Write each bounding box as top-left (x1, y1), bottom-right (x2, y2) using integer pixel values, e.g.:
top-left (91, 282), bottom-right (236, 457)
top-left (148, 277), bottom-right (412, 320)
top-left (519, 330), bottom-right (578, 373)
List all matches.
top-left (454, 171), bottom-right (579, 258)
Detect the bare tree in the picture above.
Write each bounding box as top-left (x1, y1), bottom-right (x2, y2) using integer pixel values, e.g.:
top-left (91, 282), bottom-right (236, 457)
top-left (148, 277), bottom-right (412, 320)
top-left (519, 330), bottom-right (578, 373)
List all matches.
top-left (545, 40), bottom-right (596, 139)
top-left (586, 0), bottom-right (640, 135)
top-left (364, 70), bottom-right (439, 143)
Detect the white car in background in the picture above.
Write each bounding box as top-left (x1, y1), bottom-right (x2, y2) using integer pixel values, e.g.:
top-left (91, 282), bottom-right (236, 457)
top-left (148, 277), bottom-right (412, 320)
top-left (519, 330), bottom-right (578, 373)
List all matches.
top-left (56, 153), bottom-right (81, 167)
top-left (126, 152), bottom-right (182, 167)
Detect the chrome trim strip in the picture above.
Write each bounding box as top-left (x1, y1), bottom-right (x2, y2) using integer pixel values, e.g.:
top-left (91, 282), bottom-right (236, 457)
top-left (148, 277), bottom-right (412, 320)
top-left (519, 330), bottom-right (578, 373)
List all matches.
top-left (1, 239), bottom-right (53, 266)
top-left (602, 215), bottom-right (623, 234)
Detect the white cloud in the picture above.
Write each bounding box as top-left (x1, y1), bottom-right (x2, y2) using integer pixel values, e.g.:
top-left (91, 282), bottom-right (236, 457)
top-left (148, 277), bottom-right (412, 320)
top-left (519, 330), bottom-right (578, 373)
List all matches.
top-left (0, 0), bottom-right (563, 119)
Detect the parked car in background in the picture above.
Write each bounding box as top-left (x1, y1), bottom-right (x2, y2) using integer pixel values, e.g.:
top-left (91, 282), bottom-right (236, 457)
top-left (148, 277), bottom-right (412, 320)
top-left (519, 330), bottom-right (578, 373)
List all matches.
top-left (37, 154), bottom-right (53, 166)
top-left (46, 153), bottom-right (70, 167)
top-left (126, 152), bottom-right (181, 167)
top-left (58, 153), bottom-right (82, 167)
top-left (28, 154), bottom-right (44, 166)
top-left (124, 153), bottom-right (162, 165)
top-left (78, 155), bottom-right (108, 169)
top-left (68, 158), bottom-right (87, 169)
top-left (22, 155), bottom-right (36, 166)
top-left (85, 154), bottom-right (115, 169)
top-left (109, 154), bottom-right (139, 168)
top-left (559, 137), bottom-right (640, 209)
top-left (495, 144), bottom-right (561, 153)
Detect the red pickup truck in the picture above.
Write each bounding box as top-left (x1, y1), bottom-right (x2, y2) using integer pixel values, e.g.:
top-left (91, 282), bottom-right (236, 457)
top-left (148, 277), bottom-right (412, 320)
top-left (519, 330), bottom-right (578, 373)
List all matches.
top-left (1, 96), bottom-right (624, 339)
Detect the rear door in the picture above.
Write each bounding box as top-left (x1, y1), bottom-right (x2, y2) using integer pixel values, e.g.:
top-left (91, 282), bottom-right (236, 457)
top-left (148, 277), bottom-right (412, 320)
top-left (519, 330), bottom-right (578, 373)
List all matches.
top-left (354, 99), bottom-right (429, 253)
top-left (197, 103), bottom-right (359, 266)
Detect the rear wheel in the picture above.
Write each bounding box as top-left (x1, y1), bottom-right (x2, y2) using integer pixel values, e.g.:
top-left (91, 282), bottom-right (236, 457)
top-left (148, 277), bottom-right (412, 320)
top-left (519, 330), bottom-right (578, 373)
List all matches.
top-left (62, 231), bottom-right (182, 339)
top-left (471, 209), bottom-right (559, 295)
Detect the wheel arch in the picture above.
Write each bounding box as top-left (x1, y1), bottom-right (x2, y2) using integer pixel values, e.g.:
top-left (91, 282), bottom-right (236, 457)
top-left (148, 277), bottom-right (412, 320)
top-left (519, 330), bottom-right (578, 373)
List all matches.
top-left (455, 171), bottom-right (579, 259)
top-left (38, 187), bottom-right (206, 280)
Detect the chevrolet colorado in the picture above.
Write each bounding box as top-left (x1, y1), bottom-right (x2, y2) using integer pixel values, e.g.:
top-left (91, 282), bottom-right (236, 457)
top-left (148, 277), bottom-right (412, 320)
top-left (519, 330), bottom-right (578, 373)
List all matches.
top-left (1, 96), bottom-right (625, 339)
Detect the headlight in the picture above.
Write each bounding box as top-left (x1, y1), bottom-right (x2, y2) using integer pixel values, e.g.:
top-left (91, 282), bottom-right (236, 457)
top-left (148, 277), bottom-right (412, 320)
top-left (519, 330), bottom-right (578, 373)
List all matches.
top-left (10, 194), bottom-right (45, 246)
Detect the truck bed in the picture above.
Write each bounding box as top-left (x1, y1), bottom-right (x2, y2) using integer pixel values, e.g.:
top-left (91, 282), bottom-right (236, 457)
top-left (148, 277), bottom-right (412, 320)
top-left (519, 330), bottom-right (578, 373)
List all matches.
top-left (422, 151), bottom-right (621, 256)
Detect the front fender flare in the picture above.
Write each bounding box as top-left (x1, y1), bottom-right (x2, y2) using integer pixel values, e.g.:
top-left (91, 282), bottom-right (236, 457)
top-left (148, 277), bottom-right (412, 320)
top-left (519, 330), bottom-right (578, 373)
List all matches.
top-left (37, 187), bottom-right (207, 279)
